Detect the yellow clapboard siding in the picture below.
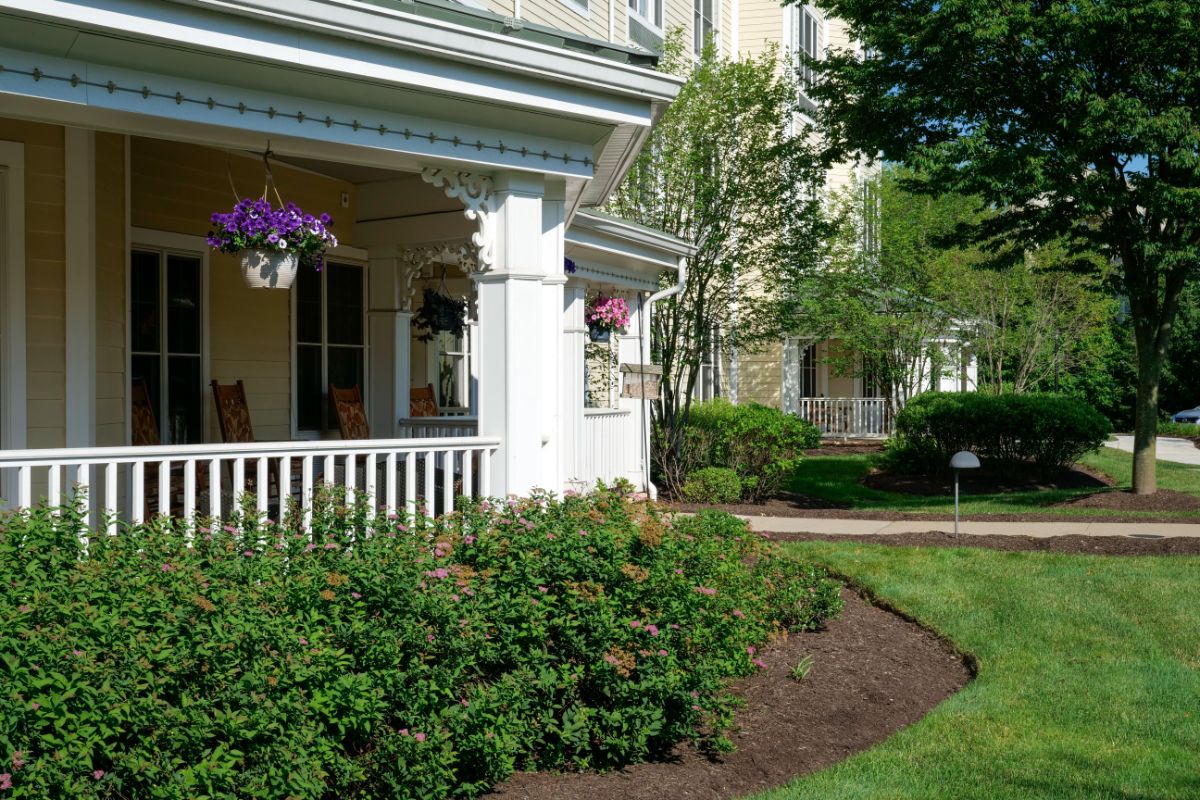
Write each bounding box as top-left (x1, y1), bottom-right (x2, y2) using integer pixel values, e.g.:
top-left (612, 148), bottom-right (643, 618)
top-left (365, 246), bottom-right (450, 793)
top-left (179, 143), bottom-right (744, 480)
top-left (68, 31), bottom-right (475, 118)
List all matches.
top-left (95, 132), bottom-right (127, 445)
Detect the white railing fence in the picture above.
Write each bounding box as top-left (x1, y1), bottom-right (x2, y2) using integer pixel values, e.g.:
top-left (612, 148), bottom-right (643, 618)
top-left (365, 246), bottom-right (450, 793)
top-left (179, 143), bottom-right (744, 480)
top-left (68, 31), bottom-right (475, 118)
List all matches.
top-left (579, 409), bottom-right (634, 488)
top-left (795, 397), bottom-right (895, 438)
top-left (396, 416), bottom-right (479, 439)
top-left (0, 436), bottom-right (499, 532)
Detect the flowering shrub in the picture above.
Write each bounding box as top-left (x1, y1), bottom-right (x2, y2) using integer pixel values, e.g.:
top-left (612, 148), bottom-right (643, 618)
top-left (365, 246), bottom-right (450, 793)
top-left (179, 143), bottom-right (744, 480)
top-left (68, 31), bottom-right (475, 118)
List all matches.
top-left (207, 198), bottom-right (337, 270)
top-left (0, 490), bottom-right (840, 799)
top-left (586, 295), bottom-right (632, 333)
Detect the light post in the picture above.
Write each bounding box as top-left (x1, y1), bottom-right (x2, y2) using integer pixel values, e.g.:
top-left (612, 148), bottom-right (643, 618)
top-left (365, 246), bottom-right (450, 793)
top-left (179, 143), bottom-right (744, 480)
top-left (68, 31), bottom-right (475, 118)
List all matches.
top-left (950, 450), bottom-right (981, 538)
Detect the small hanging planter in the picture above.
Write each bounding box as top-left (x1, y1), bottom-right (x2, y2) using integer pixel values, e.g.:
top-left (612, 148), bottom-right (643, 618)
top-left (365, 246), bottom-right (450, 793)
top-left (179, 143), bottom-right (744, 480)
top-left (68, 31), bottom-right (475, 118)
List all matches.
top-left (586, 294), bottom-right (630, 343)
top-left (208, 147), bottom-right (337, 289)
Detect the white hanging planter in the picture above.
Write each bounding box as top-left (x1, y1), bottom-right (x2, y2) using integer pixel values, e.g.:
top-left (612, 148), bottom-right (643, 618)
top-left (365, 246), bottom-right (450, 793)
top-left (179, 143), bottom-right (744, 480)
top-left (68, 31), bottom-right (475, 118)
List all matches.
top-left (240, 248), bottom-right (299, 290)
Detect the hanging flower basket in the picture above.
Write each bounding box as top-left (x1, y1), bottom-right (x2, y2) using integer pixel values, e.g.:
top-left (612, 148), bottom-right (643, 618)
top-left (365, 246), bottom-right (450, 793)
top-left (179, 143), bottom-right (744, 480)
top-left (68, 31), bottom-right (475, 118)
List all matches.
top-left (586, 294), bottom-right (630, 342)
top-left (240, 249), bottom-right (299, 289)
top-left (208, 198), bottom-right (337, 290)
top-left (414, 288), bottom-right (467, 342)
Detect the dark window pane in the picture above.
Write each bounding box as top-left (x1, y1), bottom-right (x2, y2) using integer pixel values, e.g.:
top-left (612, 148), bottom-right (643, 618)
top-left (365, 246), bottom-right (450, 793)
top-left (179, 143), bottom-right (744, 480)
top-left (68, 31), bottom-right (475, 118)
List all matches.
top-left (167, 254), bottom-right (201, 355)
top-left (327, 346), bottom-right (364, 428)
top-left (297, 344), bottom-right (322, 431)
top-left (296, 260), bottom-right (322, 344)
top-left (326, 263), bottom-right (363, 346)
top-left (130, 251), bottom-right (160, 353)
top-left (131, 354), bottom-right (162, 437)
top-left (166, 356), bottom-right (202, 444)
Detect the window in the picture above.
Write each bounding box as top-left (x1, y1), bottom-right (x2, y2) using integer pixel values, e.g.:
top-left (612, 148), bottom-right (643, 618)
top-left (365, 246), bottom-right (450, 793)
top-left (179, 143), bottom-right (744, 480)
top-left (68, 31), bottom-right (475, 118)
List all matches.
top-left (429, 328), bottom-right (472, 413)
top-left (629, 0), bottom-right (661, 29)
top-left (693, 0), bottom-right (715, 55)
top-left (694, 325), bottom-right (721, 402)
top-left (295, 260), bottom-right (365, 435)
top-left (130, 248), bottom-right (204, 444)
top-left (799, 342), bottom-right (818, 397)
top-left (790, 5), bottom-right (822, 96)
top-left (861, 358), bottom-right (881, 398)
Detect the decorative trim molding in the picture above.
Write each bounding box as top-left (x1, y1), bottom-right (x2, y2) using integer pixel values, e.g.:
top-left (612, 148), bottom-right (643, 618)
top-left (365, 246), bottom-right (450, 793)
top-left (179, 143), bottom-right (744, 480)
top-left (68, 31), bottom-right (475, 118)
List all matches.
top-left (420, 168), bottom-right (496, 272)
top-left (397, 240), bottom-right (479, 312)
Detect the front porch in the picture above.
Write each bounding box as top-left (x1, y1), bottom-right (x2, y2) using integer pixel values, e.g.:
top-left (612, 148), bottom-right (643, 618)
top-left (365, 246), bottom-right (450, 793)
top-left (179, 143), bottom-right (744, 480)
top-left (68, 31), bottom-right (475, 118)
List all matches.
top-left (0, 0), bottom-right (686, 518)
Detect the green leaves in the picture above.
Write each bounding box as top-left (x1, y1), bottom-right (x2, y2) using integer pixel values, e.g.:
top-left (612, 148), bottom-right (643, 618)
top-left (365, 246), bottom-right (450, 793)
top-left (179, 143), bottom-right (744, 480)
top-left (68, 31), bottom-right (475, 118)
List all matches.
top-left (0, 491), bottom-right (840, 798)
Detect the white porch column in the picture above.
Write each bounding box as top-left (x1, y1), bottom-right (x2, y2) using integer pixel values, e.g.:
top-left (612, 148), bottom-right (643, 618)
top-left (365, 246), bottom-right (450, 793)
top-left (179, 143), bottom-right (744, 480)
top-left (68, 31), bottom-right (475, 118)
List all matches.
top-left (474, 172), bottom-right (562, 496)
top-left (64, 127), bottom-right (96, 447)
top-left (561, 284), bottom-right (586, 488)
top-left (367, 256), bottom-right (413, 437)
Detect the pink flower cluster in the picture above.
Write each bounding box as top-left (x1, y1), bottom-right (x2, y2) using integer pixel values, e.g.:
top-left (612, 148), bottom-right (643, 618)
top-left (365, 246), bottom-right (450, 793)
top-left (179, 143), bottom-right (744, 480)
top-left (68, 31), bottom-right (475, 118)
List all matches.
top-left (586, 295), bottom-right (631, 333)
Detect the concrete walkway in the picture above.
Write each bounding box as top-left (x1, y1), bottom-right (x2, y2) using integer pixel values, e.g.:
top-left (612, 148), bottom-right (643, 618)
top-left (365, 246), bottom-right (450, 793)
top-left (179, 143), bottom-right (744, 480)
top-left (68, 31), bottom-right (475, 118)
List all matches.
top-left (740, 516), bottom-right (1200, 538)
top-left (1108, 435), bottom-right (1200, 466)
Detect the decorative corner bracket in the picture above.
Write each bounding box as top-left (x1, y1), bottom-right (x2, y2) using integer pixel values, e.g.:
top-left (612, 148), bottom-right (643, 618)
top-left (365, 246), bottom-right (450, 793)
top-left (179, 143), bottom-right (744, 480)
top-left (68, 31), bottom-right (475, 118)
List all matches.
top-left (420, 167), bottom-right (495, 273)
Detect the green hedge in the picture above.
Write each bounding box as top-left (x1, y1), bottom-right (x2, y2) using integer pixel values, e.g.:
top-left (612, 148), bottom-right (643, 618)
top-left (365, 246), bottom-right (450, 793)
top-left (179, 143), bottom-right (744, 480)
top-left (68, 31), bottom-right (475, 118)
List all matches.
top-left (681, 400), bottom-right (821, 502)
top-left (0, 491), bottom-right (840, 799)
top-left (890, 392), bottom-right (1112, 475)
top-left (681, 467), bottom-right (745, 504)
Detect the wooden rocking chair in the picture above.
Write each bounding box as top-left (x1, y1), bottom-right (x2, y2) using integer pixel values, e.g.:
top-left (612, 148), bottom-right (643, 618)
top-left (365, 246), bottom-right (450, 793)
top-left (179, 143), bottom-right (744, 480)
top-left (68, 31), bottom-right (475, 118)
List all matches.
top-left (210, 380), bottom-right (279, 503)
top-left (131, 379), bottom-right (207, 516)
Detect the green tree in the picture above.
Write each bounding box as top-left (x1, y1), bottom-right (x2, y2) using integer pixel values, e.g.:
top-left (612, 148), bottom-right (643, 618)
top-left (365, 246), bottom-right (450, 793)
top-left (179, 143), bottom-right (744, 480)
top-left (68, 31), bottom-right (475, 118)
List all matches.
top-left (808, 0), bottom-right (1200, 493)
top-left (1161, 281), bottom-right (1200, 415)
top-left (608, 36), bottom-right (827, 491)
top-left (791, 166), bottom-right (984, 409)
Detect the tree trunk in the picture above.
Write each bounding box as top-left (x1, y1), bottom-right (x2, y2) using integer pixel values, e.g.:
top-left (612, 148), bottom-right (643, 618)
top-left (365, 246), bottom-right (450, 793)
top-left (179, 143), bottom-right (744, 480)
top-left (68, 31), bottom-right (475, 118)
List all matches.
top-left (1131, 323), bottom-right (1163, 495)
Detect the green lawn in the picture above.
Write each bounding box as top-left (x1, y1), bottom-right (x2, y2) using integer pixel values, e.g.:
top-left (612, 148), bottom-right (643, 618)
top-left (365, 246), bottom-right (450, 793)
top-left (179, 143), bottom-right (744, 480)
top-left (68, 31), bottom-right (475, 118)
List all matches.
top-left (785, 445), bottom-right (1200, 518)
top-left (751, 542), bottom-right (1200, 800)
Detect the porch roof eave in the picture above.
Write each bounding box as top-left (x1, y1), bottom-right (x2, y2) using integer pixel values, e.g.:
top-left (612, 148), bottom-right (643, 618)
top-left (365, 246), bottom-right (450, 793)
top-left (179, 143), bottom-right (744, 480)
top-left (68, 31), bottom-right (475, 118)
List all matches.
top-left (565, 210), bottom-right (694, 291)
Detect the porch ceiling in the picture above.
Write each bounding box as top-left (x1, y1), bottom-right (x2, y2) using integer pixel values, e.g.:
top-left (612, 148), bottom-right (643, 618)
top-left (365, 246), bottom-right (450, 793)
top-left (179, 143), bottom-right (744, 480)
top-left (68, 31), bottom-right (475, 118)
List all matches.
top-left (0, 0), bottom-right (681, 212)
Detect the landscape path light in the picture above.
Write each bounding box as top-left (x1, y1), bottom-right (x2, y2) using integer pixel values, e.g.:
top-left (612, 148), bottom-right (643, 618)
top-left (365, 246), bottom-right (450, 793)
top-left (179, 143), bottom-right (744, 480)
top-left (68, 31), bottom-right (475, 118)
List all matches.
top-left (950, 450), bottom-right (981, 538)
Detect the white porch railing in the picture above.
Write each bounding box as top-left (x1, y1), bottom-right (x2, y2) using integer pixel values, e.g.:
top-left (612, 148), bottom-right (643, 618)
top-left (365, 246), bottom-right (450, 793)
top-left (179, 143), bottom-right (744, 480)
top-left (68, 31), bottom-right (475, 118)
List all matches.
top-left (795, 398), bottom-right (895, 438)
top-left (0, 436), bottom-right (499, 532)
top-left (579, 408), bottom-right (634, 488)
top-left (396, 417), bottom-right (479, 439)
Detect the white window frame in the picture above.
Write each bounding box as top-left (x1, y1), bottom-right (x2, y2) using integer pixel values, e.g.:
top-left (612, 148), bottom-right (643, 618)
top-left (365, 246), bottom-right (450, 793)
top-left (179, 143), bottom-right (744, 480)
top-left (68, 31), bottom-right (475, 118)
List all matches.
top-left (0, 141), bottom-right (26, 453)
top-left (628, 0), bottom-right (663, 34)
top-left (693, 0), bottom-right (717, 55)
top-left (127, 229), bottom-right (210, 445)
top-left (290, 246), bottom-right (370, 440)
top-left (560, 0), bottom-right (589, 19)
top-left (425, 326), bottom-right (474, 416)
top-left (790, 4), bottom-right (823, 102)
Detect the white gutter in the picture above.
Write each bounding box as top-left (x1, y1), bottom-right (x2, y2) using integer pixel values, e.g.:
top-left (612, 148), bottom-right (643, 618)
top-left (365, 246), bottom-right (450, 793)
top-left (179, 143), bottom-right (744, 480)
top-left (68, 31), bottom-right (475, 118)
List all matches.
top-left (638, 254), bottom-right (687, 499)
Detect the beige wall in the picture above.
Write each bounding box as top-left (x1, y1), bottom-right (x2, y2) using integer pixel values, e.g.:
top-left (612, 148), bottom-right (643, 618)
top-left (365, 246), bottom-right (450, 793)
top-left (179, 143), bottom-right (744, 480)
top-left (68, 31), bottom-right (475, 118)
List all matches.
top-left (0, 120), bottom-right (66, 449)
top-left (737, 339), bottom-right (782, 407)
top-left (130, 137), bottom-right (357, 443)
top-left (738, 0), bottom-right (781, 58)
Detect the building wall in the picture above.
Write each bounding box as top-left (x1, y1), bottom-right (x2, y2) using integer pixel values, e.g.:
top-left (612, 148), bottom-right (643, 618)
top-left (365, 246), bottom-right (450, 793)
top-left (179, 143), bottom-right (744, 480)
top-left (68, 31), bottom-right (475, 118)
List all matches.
top-left (129, 137), bottom-right (357, 443)
top-left (737, 0), bottom-right (782, 58)
top-left (95, 133), bottom-right (127, 447)
top-left (0, 120), bottom-right (66, 449)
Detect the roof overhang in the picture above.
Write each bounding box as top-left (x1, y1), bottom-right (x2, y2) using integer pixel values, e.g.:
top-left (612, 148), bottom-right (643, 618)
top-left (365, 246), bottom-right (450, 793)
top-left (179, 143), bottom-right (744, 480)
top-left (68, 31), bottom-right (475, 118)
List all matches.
top-left (0, 0), bottom-right (681, 212)
top-left (566, 210), bottom-right (693, 291)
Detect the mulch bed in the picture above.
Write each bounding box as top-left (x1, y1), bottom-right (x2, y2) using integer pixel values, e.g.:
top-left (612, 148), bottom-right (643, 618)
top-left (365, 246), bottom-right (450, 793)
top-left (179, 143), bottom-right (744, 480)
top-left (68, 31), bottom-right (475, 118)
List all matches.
top-left (1056, 488), bottom-right (1200, 513)
top-left (489, 589), bottom-right (970, 800)
top-left (861, 463), bottom-right (1112, 495)
top-left (764, 529), bottom-right (1200, 556)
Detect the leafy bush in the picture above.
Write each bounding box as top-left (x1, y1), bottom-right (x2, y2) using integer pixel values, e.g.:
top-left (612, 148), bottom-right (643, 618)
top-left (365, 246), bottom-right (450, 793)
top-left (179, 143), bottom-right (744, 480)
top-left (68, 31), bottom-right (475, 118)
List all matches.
top-left (676, 400), bottom-right (821, 502)
top-left (681, 467), bottom-right (744, 504)
top-left (889, 392), bottom-right (1112, 475)
top-left (0, 491), bottom-right (841, 799)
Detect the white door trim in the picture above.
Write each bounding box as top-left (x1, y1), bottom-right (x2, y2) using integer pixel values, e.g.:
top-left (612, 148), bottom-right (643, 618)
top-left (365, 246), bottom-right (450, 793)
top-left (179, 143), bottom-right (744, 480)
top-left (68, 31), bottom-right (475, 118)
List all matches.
top-left (0, 141), bottom-right (27, 451)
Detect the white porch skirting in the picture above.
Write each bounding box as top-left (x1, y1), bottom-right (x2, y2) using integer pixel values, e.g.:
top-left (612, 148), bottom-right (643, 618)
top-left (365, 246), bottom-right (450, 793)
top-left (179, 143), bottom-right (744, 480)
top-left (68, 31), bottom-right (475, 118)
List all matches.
top-left (579, 408), bottom-right (636, 488)
top-left (0, 437), bottom-right (499, 533)
top-left (795, 398), bottom-right (895, 438)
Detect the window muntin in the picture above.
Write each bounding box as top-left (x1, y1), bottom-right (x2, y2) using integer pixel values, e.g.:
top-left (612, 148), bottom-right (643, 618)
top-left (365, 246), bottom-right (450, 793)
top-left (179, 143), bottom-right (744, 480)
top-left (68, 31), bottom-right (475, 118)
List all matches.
top-left (130, 249), bottom-right (204, 444)
top-left (295, 260), bottom-right (366, 434)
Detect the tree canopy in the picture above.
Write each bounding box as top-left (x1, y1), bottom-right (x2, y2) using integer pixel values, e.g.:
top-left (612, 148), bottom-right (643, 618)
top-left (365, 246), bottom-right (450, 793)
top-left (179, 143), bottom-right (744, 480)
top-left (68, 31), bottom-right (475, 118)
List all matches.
top-left (808, 0), bottom-right (1200, 492)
